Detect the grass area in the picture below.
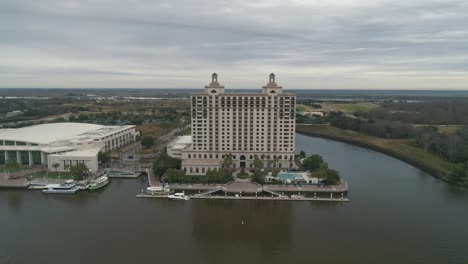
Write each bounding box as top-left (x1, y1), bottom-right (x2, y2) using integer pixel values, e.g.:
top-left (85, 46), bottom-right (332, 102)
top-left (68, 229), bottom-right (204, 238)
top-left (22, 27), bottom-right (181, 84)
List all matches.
top-left (136, 124), bottom-right (166, 138)
top-left (296, 105), bottom-right (307, 112)
top-left (236, 172), bottom-right (250, 179)
top-left (321, 102), bottom-right (379, 113)
top-left (26, 171), bottom-right (74, 179)
top-left (296, 124), bottom-right (455, 178)
top-left (411, 124), bottom-right (462, 135)
top-left (0, 165), bottom-right (38, 173)
top-left (138, 148), bottom-right (155, 154)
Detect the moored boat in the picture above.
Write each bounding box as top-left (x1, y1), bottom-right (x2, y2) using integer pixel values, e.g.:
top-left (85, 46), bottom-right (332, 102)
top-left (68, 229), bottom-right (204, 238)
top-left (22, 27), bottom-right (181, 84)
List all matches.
top-left (29, 182), bottom-right (48, 190)
top-left (291, 194), bottom-right (305, 199)
top-left (167, 191), bottom-right (190, 200)
top-left (42, 180), bottom-right (79, 194)
top-left (147, 186), bottom-right (170, 195)
top-left (88, 175), bottom-right (109, 191)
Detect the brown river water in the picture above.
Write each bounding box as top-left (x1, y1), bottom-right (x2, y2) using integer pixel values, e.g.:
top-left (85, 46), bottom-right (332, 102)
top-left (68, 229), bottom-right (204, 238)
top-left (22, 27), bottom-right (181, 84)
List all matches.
top-left (1, 134), bottom-right (468, 264)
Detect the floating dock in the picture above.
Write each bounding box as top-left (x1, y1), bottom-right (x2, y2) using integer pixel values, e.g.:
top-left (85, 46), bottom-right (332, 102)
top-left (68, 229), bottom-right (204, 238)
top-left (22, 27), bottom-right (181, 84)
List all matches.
top-left (136, 193), bottom-right (349, 202)
top-left (137, 180), bottom-right (349, 202)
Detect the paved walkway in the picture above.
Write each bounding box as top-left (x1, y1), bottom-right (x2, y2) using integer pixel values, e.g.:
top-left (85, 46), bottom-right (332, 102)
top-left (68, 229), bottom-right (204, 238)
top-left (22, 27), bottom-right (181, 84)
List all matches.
top-left (223, 181), bottom-right (260, 193)
top-left (264, 181), bottom-right (348, 193)
top-left (0, 177), bottom-right (29, 188)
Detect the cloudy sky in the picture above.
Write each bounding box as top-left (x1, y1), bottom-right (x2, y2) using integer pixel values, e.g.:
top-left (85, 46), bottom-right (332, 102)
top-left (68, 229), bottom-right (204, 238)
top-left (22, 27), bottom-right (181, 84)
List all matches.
top-left (1, 0), bottom-right (467, 89)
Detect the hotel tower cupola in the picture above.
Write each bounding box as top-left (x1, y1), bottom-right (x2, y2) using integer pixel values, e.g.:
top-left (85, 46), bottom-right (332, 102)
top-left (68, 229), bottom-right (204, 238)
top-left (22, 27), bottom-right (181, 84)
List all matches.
top-left (205, 72), bottom-right (225, 94)
top-left (262, 72), bottom-right (283, 94)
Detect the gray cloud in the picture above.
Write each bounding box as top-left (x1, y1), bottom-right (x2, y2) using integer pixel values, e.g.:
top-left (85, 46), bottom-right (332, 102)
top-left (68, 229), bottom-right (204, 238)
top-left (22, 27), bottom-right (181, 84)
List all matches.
top-left (0, 0), bottom-right (467, 89)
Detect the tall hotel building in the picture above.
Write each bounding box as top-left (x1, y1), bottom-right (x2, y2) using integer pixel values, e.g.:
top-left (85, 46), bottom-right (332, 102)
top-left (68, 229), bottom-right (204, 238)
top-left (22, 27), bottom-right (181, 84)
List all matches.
top-left (179, 73), bottom-right (296, 175)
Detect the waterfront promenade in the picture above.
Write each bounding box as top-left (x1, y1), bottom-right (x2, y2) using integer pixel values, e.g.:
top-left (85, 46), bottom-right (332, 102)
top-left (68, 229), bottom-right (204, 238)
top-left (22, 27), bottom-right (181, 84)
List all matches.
top-left (141, 178), bottom-right (349, 202)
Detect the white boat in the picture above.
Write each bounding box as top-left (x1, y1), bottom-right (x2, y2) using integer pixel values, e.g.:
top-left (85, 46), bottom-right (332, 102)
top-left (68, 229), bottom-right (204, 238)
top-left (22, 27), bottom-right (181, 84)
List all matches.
top-left (29, 182), bottom-right (48, 190)
top-left (291, 194), bottom-right (305, 199)
top-left (42, 180), bottom-right (79, 194)
top-left (147, 186), bottom-right (170, 195)
top-left (88, 175), bottom-right (109, 191)
top-left (167, 192), bottom-right (190, 200)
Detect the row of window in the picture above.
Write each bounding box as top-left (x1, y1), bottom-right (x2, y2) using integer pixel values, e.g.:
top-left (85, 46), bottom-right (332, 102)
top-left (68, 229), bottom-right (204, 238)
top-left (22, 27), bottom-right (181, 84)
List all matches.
top-left (187, 153), bottom-right (294, 160)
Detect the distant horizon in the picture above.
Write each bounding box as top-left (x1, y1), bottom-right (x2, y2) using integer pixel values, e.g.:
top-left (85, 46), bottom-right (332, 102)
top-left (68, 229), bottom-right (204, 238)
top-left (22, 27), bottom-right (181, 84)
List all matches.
top-left (1, 1), bottom-right (467, 89)
top-left (1, 87), bottom-right (468, 91)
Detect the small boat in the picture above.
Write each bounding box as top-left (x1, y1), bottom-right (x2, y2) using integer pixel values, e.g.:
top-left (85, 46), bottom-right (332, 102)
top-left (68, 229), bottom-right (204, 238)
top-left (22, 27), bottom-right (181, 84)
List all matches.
top-left (88, 175), bottom-right (109, 191)
top-left (147, 186), bottom-right (170, 195)
top-left (42, 180), bottom-right (79, 194)
top-left (167, 191), bottom-right (190, 200)
top-left (291, 194), bottom-right (305, 199)
top-left (29, 182), bottom-right (48, 190)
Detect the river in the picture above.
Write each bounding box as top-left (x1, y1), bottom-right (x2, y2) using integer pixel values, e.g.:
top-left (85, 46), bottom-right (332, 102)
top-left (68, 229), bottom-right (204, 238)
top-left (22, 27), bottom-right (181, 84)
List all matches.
top-left (1, 134), bottom-right (468, 264)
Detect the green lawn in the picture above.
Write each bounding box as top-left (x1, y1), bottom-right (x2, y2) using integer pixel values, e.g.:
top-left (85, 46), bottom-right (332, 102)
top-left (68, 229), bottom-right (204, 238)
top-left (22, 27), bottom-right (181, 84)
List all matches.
top-left (26, 171), bottom-right (74, 179)
top-left (0, 165), bottom-right (34, 173)
top-left (322, 102), bottom-right (379, 113)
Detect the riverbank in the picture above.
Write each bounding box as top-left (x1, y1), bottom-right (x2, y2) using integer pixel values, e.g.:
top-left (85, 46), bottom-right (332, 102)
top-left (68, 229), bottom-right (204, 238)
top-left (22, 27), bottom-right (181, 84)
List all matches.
top-left (296, 125), bottom-right (468, 187)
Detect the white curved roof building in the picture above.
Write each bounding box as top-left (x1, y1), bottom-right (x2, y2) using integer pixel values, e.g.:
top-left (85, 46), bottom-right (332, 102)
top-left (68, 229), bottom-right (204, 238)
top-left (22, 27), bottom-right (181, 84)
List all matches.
top-left (0, 123), bottom-right (136, 172)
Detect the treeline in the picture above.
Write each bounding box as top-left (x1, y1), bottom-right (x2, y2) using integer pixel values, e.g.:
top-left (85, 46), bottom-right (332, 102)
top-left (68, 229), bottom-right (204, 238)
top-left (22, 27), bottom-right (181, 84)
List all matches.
top-left (415, 127), bottom-right (468, 183)
top-left (69, 110), bottom-right (186, 126)
top-left (298, 152), bottom-right (341, 185)
top-left (330, 113), bottom-right (422, 139)
top-left (357, 101), bottom-right (468, 125)
top-left (416, 127), bottom-right (468, 164)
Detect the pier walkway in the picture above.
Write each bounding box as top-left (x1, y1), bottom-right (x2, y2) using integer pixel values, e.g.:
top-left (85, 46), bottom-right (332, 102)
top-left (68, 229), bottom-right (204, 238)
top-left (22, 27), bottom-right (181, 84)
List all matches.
top-left (194, 188), bottom-right (223, 197)
top-left (154, 181), bottom-right (347, 195)
top-left (263, 189), bottom-right (287, 198)
top-left (136, 193), bottom-right (349, 202)
top-left (141, 180), bottom-right (349, 202)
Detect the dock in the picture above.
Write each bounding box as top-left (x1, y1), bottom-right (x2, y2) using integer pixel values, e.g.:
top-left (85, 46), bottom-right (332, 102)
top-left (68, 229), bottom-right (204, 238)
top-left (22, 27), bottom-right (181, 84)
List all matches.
top-left (0, 177), bottom-right (30, 189)
top-left (136, 193), bottom-right (349, 202)
top-left (137, 180), bottom-right (349, 202)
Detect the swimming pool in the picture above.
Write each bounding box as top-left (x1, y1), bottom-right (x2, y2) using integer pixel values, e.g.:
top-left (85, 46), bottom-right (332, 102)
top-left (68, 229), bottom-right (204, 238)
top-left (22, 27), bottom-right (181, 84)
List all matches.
top-left (277, 172), bottom-right (305, 180)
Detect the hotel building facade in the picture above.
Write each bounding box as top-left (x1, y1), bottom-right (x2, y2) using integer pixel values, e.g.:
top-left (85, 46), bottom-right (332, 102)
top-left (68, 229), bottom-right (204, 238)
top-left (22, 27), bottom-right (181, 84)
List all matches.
top-left (179, 73), bottom-right (296, 175)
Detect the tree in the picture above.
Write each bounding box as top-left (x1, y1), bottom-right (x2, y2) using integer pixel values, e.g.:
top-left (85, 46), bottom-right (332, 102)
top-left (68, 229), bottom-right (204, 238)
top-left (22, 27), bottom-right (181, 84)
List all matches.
top-left (251, 169), bottom-right (265, 184)
top-left (323, 169), bottom-right (341, 185)
top-left (223, 153), bottom-right (233, 169)
top-left (302, 154), bottom-right (324, 171)
top-left (98, 151), bottom-right (111, 165)
top-left (299, 150), bottom-right (306, 159)
top-left (52, 163), bottom-right (60, 172)
top-left (253, 156), bottom-right (263, 170)
top-left (448, 163), bottom-right (466, 183)
top-left (141, 136), bottom-right (155, 148)
top-left (154, 153), bottom-right (181, 179)
top-left (69, 163), bottom-right (88, 180)
top-left (6, 160), bottom-right (20, 170)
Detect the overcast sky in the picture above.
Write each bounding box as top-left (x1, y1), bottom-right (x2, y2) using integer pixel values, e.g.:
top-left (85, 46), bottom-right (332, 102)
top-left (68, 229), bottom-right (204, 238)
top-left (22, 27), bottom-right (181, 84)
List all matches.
top-left (1, 0), bottom-right (467, 89)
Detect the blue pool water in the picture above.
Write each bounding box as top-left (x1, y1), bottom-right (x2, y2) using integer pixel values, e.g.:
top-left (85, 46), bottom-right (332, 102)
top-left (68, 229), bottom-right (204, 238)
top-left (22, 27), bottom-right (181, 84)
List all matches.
top-left (278, 172), bottom-right (304, 180)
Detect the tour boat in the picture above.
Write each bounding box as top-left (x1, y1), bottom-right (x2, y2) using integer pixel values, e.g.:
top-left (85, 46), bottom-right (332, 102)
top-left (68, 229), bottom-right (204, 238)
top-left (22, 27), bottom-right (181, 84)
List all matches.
top-left (147, 186), bottom-right (170, 195)
top-left (167, 192), bottom-right (190, 200)
top-left (88, 175), bottom-right (109, 191)
top-left (42, 180), bottom-right (79, 194)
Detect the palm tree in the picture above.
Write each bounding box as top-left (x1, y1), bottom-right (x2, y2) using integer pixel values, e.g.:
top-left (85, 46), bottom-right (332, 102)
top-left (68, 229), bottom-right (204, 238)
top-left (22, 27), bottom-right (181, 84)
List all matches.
top-left (223, 153), bottom-right (234, 170)
top-left (52, 163), bottom-right (60, 172)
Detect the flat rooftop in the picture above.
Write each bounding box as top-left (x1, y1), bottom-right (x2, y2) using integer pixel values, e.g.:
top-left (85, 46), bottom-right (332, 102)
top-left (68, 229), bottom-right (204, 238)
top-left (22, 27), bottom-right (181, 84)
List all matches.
top-left (0, 123), bottom-right (134, 145)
